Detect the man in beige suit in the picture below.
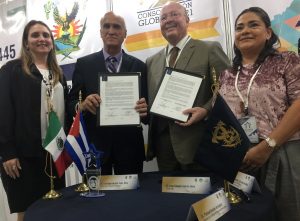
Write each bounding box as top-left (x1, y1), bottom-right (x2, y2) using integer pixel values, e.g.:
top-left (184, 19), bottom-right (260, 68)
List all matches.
top-left (146, 2), bottom-right (230, 171)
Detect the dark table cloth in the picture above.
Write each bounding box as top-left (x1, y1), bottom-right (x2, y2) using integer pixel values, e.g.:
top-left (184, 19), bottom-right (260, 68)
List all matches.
top-left (24, 172), bottom-right (275, 221)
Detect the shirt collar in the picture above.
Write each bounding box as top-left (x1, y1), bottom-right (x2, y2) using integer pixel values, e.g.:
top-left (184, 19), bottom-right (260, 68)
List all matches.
top-left (167, 35), bottom-right (190, 55)
top-left (103, 50), bottom-right (123, 63)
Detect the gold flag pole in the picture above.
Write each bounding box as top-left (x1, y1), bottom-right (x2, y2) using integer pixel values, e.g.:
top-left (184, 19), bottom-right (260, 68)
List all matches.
top-left (43, 82), bottom-right (61, 199)
top-left (75, 90), bottom-right (89, 192)
top-left (211, 67), bottom-right (241, 204)
top-left (43, 153), bottom-right (62, 199)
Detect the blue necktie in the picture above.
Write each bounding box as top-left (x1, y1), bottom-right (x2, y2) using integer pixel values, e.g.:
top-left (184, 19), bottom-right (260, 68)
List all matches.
top-left (107, 56), bottom-right (117, 73)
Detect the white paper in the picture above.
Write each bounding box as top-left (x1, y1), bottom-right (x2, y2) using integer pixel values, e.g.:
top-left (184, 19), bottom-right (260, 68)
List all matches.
top-left (150, 69), bottom-right (203, 122)
top-left (162, 177), bottom-right (211, 194)
top-left (187, 189), bottom-right (230, 221)
top-left (99, 174), bottom-right (139, 190)
top-left (232, 171), bottom-right (261, 194)
top-left (99, 74), bottom-right (140, 126)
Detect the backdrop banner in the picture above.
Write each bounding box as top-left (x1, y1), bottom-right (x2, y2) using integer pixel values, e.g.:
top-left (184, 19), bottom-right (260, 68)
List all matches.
top-left (26, 0), bottom-right (106, 65)
top-left (229, 0), bottom-right (300, 54)
top-left (0, 0), bottom-right (26, 67)
top-left (113, 0), bottom-right (228, 61)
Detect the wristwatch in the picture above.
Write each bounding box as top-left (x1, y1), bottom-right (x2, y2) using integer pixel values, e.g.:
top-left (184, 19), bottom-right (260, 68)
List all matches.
top-left (265, 137), bottom-right (277, 149)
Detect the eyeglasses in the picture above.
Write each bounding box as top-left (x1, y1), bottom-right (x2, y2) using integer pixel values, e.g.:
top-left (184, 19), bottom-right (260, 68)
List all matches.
top-left (160, 11), bottom-right (181, 22)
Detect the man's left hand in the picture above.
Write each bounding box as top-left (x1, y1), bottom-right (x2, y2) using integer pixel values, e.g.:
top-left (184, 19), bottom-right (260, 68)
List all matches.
top-left (135, 98), bottom-right (148, 117)
top-left (176, 107), bottom-right (208, 126)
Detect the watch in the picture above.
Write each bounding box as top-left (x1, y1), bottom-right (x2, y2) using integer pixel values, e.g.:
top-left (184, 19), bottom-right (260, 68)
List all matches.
top-left (265, 137), bottom-right (277, 149)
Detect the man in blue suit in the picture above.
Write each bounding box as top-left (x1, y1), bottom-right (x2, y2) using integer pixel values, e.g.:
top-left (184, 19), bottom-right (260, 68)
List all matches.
top-left (68, 12), bottom-right (148, 175)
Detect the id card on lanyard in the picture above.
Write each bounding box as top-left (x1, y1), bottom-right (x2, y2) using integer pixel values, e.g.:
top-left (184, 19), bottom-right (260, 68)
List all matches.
top-left (235, 65), bottom-right (261, 143)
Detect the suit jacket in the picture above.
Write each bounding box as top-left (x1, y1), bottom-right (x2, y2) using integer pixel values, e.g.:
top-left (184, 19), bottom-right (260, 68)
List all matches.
top-left (67, 50), bottom-right (147, 164)
top-left (146, 39), bottom-right (230, 164)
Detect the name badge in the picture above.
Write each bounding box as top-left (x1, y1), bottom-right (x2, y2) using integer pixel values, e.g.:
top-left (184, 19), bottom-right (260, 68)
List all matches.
top-left (162, 177), bottom-right (211, 194)
top-left (186, 189), bottom-right (230, 221)
top-left (232, 171), bottom-right (261, 194)
top-left (99, 174), bottom-right (139, 190)
top-left (238, 116), bottom-right (259, 143)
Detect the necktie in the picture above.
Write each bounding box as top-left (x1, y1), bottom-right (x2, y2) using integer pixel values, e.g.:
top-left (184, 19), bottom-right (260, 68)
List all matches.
top-left (168, 47), bottom-right (179, 68)
top-left (107, 56), bottom-right (117, 73)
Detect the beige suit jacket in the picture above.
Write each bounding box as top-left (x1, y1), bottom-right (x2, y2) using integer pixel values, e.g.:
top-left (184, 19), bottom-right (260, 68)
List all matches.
top-left (146, 38), bottom-right (230, 164)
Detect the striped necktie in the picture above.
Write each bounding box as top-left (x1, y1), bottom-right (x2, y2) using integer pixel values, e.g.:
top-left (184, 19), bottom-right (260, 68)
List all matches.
top-left (107, 56), bottom-right (117, 73)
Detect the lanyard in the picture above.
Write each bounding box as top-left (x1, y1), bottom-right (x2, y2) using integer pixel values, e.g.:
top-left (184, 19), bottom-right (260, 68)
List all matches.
top-left (234, 65), bottom-right (261, 115)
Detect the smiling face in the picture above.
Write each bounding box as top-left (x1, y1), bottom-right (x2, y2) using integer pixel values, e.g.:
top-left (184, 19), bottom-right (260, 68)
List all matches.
top-left (25, 24), bottom-right (53, 58)
top-left (100, 12), bottom-right (127, 52)
top-left (160, 2), bottom-right (189, 46)
top-left (234, 12), bottom-right (272, 56)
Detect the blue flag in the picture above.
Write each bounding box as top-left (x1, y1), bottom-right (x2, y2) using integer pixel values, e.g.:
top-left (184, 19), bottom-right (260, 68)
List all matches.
top-left (194, 94), bottom-right (250, 182)
top-left (65, 111), bottom-right (90, 175)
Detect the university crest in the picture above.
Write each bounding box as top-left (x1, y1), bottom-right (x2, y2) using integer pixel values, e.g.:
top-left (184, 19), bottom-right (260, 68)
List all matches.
top-left (212, 121), bottom-right (242, 148)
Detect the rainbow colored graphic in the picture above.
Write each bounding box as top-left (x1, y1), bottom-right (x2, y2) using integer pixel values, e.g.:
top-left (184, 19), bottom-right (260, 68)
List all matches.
top-left (271, 0), bottom-right (300, 54)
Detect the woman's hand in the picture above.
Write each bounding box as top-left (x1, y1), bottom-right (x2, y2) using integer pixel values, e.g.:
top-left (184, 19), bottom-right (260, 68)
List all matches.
top-left (241, 141), bottom-right (273, 171)
top-left (3, 158), bottom-right (22, 179)
top-left (175, 107), bottom-right (208, 127)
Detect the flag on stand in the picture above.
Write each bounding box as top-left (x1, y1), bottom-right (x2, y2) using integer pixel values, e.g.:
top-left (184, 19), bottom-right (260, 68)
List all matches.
top-left (194, 94), bottom-right (250, 182)
top-left (43, 111), bottom-right (72, 178)
top-left (64, 111), bottom-right (90, 175)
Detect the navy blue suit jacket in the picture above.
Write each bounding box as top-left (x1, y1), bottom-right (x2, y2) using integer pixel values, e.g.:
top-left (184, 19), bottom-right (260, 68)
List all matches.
top-left (67, 50), bottom-right (147, 165)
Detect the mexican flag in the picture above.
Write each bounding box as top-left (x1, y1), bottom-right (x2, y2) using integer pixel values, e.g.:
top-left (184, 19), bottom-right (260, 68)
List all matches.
top-left (43, 111), bottom-right (71, 177)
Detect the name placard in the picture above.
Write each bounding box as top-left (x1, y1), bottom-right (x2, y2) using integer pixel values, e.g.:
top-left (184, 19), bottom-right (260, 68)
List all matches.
top-left (186, 189), bottom-right (230, 221)
top-left (232, 171), bottom-right (261, 194)
top-left (162, 177), bottom-right (211, 194)
top-left (99, 174), bottom-right (139, 190)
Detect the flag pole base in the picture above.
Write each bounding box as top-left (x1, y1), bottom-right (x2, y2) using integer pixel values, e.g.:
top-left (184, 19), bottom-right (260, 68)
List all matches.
top-left (225, 191), bottom-right (242, 204)
top-left (43, 189), bottom-right (62, 199)
top-left (75, 183), bottom-right (89, 192)
top-left (224, 180), bottom-right (241, 204)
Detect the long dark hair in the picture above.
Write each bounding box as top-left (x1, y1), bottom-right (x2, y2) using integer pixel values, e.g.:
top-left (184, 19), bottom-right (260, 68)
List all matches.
top-left (233, 7), bottom-right (280, 71)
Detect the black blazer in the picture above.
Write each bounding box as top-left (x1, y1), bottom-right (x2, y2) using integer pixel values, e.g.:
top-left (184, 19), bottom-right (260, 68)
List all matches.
top-left (67, 50), bottom-right (148, 163)
top-left (0, 59), bottom-right (68, 161)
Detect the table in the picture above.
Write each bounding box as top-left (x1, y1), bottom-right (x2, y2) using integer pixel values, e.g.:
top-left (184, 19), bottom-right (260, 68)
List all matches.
top-left (24, 172), bottom-right (275, 221)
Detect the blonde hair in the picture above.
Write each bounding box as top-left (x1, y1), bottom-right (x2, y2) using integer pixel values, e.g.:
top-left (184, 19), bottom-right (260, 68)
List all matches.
top-left (20, 20), bottom-right (63, 85)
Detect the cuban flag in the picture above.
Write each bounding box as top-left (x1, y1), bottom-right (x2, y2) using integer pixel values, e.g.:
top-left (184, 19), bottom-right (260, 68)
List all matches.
top-left (65, 111), bottom-right (90, 175)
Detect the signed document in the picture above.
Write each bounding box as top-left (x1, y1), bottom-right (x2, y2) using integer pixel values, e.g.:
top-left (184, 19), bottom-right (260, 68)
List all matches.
top-left (98, 73), bottom-right (141, 126)
top-left (150, 68), bottom-right (203, 122)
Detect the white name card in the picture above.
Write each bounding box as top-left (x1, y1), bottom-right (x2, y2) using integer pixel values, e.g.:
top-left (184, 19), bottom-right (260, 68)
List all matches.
top-left (162, 177), bottom-right (211, 194)
top-left (99, 174), bottom-right (139, 190)
top-left (232, 171), bottom-right (261, 194)
top-left (186, 189), bottom-right (230, 221)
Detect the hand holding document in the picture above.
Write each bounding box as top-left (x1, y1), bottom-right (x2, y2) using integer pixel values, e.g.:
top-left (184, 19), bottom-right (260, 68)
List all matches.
top-left (98, 73), bottom-right (141, 126)
top-left (150, 68), bottom-right (204, 122)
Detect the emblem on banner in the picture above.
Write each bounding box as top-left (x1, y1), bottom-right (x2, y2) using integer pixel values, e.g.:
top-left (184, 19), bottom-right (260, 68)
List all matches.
top-left (212, 121), bottom-right (242, 148)
top-left (43, 1), bottom-right (87, 61)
